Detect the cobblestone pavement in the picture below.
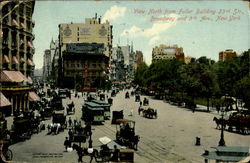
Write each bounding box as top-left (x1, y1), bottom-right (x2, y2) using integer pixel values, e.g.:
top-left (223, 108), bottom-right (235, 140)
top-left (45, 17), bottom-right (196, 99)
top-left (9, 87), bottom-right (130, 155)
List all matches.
top-left (8, 89), bottom-right (250, 163)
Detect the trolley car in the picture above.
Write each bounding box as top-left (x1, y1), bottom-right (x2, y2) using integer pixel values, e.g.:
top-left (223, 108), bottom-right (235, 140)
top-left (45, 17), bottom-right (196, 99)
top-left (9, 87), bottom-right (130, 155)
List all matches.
top-left (91, 100), bottom-right (111, 120)
top-left (82, 102), bottom-right (105, 124)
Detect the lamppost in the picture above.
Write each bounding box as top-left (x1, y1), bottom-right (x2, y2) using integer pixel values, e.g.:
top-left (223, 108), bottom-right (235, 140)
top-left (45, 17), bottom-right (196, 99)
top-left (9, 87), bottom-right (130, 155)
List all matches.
top-left (218, 109), bottom-right (226, 146)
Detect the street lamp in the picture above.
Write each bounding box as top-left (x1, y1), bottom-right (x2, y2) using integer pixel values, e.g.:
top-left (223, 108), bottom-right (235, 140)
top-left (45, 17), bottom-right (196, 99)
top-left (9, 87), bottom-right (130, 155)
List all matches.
top-left (218, 109), bottom-right (226, 146)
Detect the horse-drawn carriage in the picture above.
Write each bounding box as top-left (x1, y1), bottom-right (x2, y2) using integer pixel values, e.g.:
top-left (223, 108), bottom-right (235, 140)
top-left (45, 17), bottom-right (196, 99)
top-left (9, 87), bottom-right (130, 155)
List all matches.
top-left (40, 106), bottom-right (54, 119)
top-left (52, 110), bottom-right (67, 132)
top-left (115, 119), bottom-right (140, 150)
top-left (66, 102), bottom-right (75, 115)
top-left (108, 98), bottom-right (113, 105)
top-left (98, 136), bottom-right (134, 162)
top-left (139, 106), bottom-right (157, 119)
top-left (111, 90), bottom-right (116, 97)
top-left (213, 111), bottom-right (250, 135)
top-left (100, 93), bottom-right (105, 101)
top-left (143, 98), bottom-right (149, 106)
top-left (135, 95), bottom-right (140, 102)
top-left (125, 92), bottom-right (130, 99)
top-left (111, 110), bottom-right (124, 124)
top-left (10, 117), bottom-right (32, 143)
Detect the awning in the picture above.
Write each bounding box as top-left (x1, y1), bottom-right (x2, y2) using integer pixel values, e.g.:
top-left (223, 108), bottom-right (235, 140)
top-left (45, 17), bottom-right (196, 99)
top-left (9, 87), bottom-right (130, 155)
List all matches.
top-left (28, 92), bottom-right (40, 101)
top-left (3, 55), bottom-right (10, 63)
top-left (20, 23), bottom-right (26, 28)
top-left (27, 41), bottom-right (33, 48)
top-left (0, 92), bottom-right (11, 107)
top-left (27, 59), bottom-right (33, 66)
top-left (12, 19), bottom-right (19, 27)
top-left (12, 56), bottom-right (19, 64)
top-left (27, 76), bottom-right (33, 83)
top-left (0, 70), bottom-right (29, 83)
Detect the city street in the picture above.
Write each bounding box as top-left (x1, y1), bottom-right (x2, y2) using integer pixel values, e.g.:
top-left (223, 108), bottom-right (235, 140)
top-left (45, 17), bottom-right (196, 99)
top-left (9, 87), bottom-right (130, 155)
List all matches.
top-left (9, 89), bottom-right (250, 163)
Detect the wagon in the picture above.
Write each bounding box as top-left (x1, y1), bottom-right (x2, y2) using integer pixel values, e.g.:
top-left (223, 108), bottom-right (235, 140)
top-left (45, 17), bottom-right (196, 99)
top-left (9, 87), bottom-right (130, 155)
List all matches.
top-left (98, 136), bottom-right (134, 162)
top-left (52, 110), bottom-right (67, 130)
top-left (112, 110), bottom-right (124, 124)
top-left (115, 119), bottom-right (140, 150)
top-left (66, 102), bottom-right (75, 115)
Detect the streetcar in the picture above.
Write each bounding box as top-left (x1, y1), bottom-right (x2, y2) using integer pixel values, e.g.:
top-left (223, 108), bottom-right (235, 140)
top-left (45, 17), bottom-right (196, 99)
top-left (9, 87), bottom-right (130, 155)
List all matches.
top-left (81, 102), bottom-right (105, 124)
top-left (91, 99), bottom-right (111, 120)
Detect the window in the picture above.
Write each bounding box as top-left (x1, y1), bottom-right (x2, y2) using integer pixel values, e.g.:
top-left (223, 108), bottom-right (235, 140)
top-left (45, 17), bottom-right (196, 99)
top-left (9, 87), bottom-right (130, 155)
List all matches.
top-left (77, 64), bottom-right (80, 67)
top-left (71, 64), bottom-right (74, 67)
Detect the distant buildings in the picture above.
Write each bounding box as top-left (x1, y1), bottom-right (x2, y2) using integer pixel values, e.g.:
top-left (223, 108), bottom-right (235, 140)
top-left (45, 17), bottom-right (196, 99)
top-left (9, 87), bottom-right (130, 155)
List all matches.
top-left (42, 49), bottom-right (51, 80)
top-left (57, 14), bottom-right (113, 90)
top-left (110, 44), bottom-right (135, 82)
top-left (152, 44), bottom-right (185, 62)
top-left (219, 49), bottom-right (237, 61)
top-left (134, 50), bottom-right (144, 70)
top-left (42, 39), bottom-right (59, 83)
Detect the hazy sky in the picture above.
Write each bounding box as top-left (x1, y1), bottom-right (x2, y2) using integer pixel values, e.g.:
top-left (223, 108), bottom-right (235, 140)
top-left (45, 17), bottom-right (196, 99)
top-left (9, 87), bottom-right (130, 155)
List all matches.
top-left (33, 1), bottom-right (249, 69)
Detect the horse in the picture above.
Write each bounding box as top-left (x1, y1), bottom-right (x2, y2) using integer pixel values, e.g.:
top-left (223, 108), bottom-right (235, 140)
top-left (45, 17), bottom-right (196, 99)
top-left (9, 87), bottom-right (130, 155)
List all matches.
top-left (72, 144), bottom-right (84, 163)
top-left (213, 117), bottom-right (226, 129)
top-left (132, 135), bottom-right (140, 150)
top-left (72, 144), bottom-right (99, 163)
top-left (213, 117), bottom-right (222, 129)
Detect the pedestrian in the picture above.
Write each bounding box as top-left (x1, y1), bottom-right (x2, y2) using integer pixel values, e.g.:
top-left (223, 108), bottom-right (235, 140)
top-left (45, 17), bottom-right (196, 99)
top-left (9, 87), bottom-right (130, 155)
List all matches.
top-left (140, 101), bottom-right (142, 106)
top-left (110, 145), bottom-right (119, 161)
top-left (68, 117), bottom-right (72, 127)
top-left (68, 129), bottom-right (73, 141)
top-left (64, 137), bottom-right (70, 152)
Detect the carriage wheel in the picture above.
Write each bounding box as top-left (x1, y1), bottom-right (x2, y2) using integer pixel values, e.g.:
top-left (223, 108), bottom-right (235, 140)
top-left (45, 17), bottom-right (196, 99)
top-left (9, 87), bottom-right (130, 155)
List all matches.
top-left (4, 149), bottom-right (13, 161)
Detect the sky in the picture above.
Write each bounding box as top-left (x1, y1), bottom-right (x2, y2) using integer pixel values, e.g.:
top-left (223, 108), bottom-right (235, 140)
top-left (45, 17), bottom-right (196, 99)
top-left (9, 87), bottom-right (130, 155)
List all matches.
top-left (32, 1), bottom-right (249, 69)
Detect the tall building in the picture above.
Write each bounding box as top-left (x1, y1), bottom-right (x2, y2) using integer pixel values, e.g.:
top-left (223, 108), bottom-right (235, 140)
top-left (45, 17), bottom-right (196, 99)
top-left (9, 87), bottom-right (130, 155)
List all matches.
top-left (134, 50), bottom-right (144, 70)
top-left (58, 14), bottom-right (113, 57)
top-left (58, 14), bottom-right (113, 88)
top-left (0, 1), bottom-right (37, 117)
top-left (0, 1), bottom-right (35, 77)
top-left (219, 49), bottom-right (237, 61)
top-left (42, 49), bottom-right (51, 80)
top-left (152, 44), bottom-right (185, 62)
top-left (62, 43), bottom-right (109, 90)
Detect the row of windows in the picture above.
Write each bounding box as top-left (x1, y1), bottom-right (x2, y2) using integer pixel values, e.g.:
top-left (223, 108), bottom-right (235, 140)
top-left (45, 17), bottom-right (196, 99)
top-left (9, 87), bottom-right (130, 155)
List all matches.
top-left (64, 63), bottom-right (103, 68)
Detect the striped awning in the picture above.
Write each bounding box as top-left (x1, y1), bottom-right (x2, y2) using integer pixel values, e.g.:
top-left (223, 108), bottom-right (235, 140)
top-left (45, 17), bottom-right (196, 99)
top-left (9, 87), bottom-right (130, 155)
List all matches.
top-left (20, 23), bottom-right (26, 28)
top-left (27, 41), bottom-right (33, 48)
top-left (3, 55), bottom-right (10, 63)
top-left (27, 59), bottom-right (33, 66)
top-left (28, 92), bottom-right (40, 101)
top-left (0, 70), bottom-right (29, 83)
top-left (27, 76), bottom-right (33, 83)
top-left (12, 56), bottom-right (19, 64)
top-left (0, 92), bottom-right (11, 107)
top-left (12, 19), bottom-right (19, 27)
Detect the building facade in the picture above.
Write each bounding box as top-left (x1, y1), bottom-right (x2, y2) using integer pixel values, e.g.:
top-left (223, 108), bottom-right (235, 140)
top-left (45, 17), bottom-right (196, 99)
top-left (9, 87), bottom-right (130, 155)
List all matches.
top-left (219, 49), bottom-right (237, 61)
top-left (110, 44), bottom-right (135, 82)
top-left (62, 43), bottom-right (109, 90)
top-left (0, 1), bottom-right (35, 77)
top-left (58, 14), bottom-right (113, 88)
top-left (134, 50), bottom-right (144, 70)
top-left (152, 44), bottom-right (185, 62)
top-left (0, 1), bottom-right (37, 117)
top-left (58, 14), bottom-right (113, 57)
top-left (42, 49), bottom-right (51, 80)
